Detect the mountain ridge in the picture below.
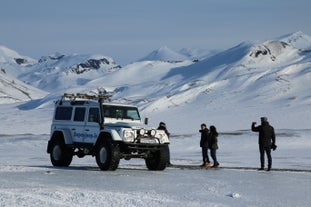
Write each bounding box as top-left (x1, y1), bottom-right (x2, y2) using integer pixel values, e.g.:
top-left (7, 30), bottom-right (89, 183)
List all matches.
top-left (1, 31), bottom-right (311, 130)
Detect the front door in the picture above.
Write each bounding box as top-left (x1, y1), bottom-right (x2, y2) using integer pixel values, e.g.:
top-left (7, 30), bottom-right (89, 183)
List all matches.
top-left (83, 107), bottom-right (100, 143)
top-left (71, 107), bottom-right (87, 143)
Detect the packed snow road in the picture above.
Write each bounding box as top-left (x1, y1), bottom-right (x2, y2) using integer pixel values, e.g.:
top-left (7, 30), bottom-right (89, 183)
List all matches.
top-left (1, 164), bottom-right (310, 207)
top-left (0, 131), bottom-right (311, 207)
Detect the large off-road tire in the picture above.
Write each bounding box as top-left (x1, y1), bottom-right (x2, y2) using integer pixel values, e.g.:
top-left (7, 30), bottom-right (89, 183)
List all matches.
top-left (145, 146), bottom-right (169, 171)
top-left (95, 140), bottom-right (120, 171)
top-left (50, 138), bottom-right (73, 167)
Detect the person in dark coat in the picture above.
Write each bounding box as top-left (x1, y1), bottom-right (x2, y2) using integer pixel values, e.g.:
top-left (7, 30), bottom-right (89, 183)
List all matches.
top-left (251, 117), bottom-right (276, 171)
top-left (208, 125), bottom-right (219, 167)
top-left (199, 123), bottom-right (211, 168)
top-left (158, 122), bottom-right (170, 137)
top-left (157, 122), bottom-right (171, 166)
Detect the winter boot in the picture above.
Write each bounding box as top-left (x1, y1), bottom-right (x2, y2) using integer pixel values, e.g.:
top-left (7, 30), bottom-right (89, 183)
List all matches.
top-left (204, 162), bottom-right (212, 168)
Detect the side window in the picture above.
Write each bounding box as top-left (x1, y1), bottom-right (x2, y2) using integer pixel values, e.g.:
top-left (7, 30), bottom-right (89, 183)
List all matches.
top-left (104, 106), bottom-right (114, 118)
top-left (55, 107), bottom-right (73, 120)
top-left (74, 107), bottom-right (86, 122)
top-left (115, 109), bottom-right (123, 119)
top-left (88, 108), bottom-right (100, 122)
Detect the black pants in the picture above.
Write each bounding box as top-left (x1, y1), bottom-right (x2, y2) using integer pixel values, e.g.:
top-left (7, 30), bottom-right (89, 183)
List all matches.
top-left (202, 147), bottom-right (210, 163)
top-left (210, 148), bottom-right (219, 165)
top-left (202, 147), bottom-right (219, 165)
top-left (166, 145), bottom-right (170, 164)
top-left (259, 145), bottom-right (272, 168)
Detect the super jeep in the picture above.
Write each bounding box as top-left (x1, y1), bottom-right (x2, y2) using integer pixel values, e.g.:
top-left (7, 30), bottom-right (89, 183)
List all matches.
top-left (47, 92), bottom-right (170, 171)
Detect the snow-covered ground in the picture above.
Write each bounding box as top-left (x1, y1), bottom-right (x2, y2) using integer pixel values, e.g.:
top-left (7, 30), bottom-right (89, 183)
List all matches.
top-left (1, 128), bottom-right (311, 206)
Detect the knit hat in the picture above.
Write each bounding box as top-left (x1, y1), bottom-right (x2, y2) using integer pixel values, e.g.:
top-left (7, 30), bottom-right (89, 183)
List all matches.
top-left (159, 122), bottom-right (166, 127)
top-left (261, 117), bottom-right (268, 122)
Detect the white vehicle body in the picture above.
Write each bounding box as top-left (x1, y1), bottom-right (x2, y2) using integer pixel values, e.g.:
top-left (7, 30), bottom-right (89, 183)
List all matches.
top-left (47, 93), bottom-right (170, 171)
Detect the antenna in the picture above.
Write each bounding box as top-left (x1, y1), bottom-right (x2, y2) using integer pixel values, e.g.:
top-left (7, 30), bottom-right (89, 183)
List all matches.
top-left (97, 87), bottom-right (112, 102)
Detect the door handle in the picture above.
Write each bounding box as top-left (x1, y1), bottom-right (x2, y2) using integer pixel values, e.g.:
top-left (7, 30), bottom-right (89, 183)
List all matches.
top-left (85, 129), bottom-right (90, 131)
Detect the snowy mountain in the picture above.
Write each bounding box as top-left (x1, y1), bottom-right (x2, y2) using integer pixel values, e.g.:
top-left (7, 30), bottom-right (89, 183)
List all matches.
top-left (1, 31), bottom-right (311, 132)
top-left (0, 46), bottom-right (47, 103)
top-left (109, 32), bottom-right (311, 131)
top-left (138, 46), bottom-right (189, 62)
top-left (0, 45), bottom-right (35, 66)
top-left (179, 48), bottom-right (219, 61)
top-left (17, 53), bottom-right (121, 92)
top-left (0, 48), bottom-right (122, 103)
top-left (278, 31), bottom-right (311, 50)
top-left (0, 71), bottom-right (47, 104)
top-left (0, 45), bottom-right (36, 77)
top-left (139, 47), bottom-right (217, 62)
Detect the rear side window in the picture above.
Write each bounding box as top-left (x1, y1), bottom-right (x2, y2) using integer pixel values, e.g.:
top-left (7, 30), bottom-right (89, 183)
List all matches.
top-left (55, 107), bottom-right (73, 120)
top-left (74, 107), bottom-right (86, 122)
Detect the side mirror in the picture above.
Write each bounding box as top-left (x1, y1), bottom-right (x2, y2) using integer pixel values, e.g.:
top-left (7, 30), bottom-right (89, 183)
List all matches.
top-left (144, 118), bottom-right (148, 125)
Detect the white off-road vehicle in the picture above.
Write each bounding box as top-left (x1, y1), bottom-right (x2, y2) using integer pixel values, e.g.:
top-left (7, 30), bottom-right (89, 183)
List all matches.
top-left (47, 92), bottom-right (170, 171)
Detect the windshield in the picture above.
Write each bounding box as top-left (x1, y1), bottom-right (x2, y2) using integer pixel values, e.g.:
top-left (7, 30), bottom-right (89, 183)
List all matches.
top-left (103, 105), bottom-right (141, 121)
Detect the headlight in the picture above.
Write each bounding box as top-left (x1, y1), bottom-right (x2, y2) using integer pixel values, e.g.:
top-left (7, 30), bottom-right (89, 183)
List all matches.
top-left (123, 129), bottom-right (135, 142)
top-left (138, 129), bottom-right (145, 136)
top-left (150, 129), bottom-right (156, 137)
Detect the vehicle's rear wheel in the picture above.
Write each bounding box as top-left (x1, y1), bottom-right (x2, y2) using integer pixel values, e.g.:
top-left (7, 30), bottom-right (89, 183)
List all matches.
top-left (145, 146), bottom-right (168, 171)
top-left (50, 139), bottom-right (73, 167)
top-left (96, 140), bottom-right (120, 171)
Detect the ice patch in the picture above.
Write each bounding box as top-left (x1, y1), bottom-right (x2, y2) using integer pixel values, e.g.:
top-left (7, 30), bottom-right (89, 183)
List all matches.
top-left (227, 193), bottom-right (241, 199)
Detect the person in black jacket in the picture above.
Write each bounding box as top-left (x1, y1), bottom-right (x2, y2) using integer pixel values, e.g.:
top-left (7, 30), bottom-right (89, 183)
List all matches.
top-left (199, 123), bottom-right (211, 168)
top-left (251, 117), bottom-right (276, 171)
top-left (157, 122), bottom-right (171, 166)
top-left (208, 125), bottom-right (219, 167)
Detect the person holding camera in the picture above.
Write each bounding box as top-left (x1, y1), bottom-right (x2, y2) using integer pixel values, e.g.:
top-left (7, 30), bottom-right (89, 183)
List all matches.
top-left (157, 122), bottom-right (171, 166)
top-left (251, 117), bottom-right (277, 171)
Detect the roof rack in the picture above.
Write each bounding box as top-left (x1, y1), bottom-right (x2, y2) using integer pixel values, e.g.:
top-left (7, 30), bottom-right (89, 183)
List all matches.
top-left (61, 92), bottom-right (112, 102)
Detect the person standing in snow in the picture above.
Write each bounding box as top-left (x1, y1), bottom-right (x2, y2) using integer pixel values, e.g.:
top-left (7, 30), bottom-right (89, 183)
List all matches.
top-left (199, 123), bottom-right (211, 168)
top-left (157, 122), bottom-right (171, 166)
top-left (208, 125), bottom-right (220, 167)
top-left (251, 117), bottom-right (276, 171)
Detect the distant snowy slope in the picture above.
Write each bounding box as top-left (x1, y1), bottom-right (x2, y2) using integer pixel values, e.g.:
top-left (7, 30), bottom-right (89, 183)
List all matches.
top-left (18, 53), bottom-right (121, 92)
top-left (139, 46), bottom-right (189, 62)
top-left (279, 31), bottom-right (311, 50)
top-left (179, 48), bottom-right (219, 61)
top-left (0, 45), bottom-right (35, 77)
top-left (0, 45), bottom-right (35, 65)
top-left (137, 33), bottom-right (311, 131)
top-left (139, 47), bottom-right (217, 62)
top-left (0, 71), bottom-right (47, 104)
top-left (1, 31), bottom-right (311, 131)
top-left (0, 47), bottom-right (122, 103)
top-left (0, 46), bottom-right (47, 103)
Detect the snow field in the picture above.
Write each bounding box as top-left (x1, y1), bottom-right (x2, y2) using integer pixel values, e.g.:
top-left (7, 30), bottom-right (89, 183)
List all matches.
top-left (1, 131), bottom-right (311, 207)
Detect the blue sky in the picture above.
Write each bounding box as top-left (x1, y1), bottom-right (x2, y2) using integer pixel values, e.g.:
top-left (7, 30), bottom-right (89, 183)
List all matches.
top-left (1, 0), bottom-right (311, 65)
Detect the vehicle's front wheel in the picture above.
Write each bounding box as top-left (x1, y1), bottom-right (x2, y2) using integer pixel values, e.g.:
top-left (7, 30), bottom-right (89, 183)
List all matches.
top-left (50, 139), bottom-right (73, 167)
top-left (145, 146), bottom-right (168, 171)
top-left (95, 140), bottom-right (120, 171)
